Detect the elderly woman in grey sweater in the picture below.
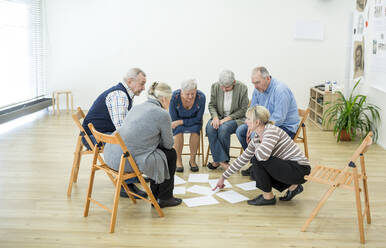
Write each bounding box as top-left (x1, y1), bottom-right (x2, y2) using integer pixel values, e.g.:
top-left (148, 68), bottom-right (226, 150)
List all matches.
top-left (104, 82), bottom-right (182, 208)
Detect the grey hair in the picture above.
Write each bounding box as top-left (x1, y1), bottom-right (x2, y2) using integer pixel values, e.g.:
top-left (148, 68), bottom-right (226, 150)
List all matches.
top-left (181, 78), bottom-right (198, 91)
top-left (218, 70), bottom-right (235, 87)
top-left (252, 66), bottom-right (270, 78)
top-left (123, 68), bottom-right (146, 82)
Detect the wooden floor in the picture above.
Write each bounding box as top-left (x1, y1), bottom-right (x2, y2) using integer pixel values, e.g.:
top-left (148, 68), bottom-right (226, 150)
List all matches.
top-left (0, 110), bottom-right (386, 248)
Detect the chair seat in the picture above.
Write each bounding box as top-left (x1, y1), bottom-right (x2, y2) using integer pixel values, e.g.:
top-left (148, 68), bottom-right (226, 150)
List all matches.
top-left (96, 164), bottom-right (139, 181)
top-left (306, 165), bottom-right (366, 191)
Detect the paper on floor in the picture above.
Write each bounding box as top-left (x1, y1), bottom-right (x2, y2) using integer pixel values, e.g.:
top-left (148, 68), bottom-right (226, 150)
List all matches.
top-left (183, 195), bottom-right (219, 207)
top-left (174, 175), bottom-right (186, 185)
top-left (188, 174), bottom-right (209, 183)
top-left (187, 185), bottom-right (217, 196)
top-left (208, 179), bottom-right (232, 189)
top-left (235, 181), bottom-right (258, 191)
top-left (216, 190), bottom-right (249, 204)
top-left (173, 186), bottom-right (186, 195)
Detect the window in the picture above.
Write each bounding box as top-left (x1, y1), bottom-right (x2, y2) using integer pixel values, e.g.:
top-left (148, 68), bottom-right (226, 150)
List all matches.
top-left (0, 0), bottom-right (44, 109)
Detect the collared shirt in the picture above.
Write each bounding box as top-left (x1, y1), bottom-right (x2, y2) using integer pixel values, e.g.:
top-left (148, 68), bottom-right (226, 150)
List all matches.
top-left (105, 82), bottom-right (134, 129)
top-left (223, 90), bottom-right (233, 116)
top-left (250, 77), bottom-right (300, 133)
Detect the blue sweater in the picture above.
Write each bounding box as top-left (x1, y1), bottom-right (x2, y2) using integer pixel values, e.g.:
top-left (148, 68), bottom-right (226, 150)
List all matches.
top-left (83, 83), bottom-right (132, 135)
top-left (251, 78), bottom-right (299, 133)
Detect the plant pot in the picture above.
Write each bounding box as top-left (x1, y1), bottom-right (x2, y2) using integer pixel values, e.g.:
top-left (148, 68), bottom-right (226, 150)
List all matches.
top-left (340, 129), bottom-right (352, 141)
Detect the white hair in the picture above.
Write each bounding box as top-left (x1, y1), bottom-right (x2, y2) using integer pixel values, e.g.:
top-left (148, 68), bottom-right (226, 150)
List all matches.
top-left (181, 79), bottom-right (198, 91)
top-left (252, 67), bottom-right (270, 78)
top-left (123, 68), bottom-right (146, 82)
top-left (218, 70), bottom-right (235, 87)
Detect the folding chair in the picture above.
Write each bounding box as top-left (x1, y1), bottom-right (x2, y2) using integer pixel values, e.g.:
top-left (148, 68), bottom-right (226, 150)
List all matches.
top-left (204, 134), bottom-right (243, 166)
top-left (181, 126), bottom-right (205, 166)
top-left (67, 107), bottom-right (109, 197)
top-left (84, 123), bottom-right (164, 233)
top-left (301, 132), bottom-right (373, 244)
top-left (293, 108), bottom-right (310, 159)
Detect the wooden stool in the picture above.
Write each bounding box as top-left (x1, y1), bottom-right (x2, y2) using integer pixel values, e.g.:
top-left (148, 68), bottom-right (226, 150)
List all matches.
top-left (52, 90), bottom-right (74, 114)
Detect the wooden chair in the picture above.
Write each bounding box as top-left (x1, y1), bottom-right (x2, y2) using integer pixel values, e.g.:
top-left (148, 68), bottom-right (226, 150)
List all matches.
top-left (84, 123), bottom-right (164, 233)
top-left (52, 90), bottom-right (74, 114)
top-left (301, 132), bottom-right (373, 244)
top-left (67, 107), bottom-right (108, 197)
top-left (293, 108), bottom-right (310, 159)
top-left (181, 126), bottom-right (205, 166)
top-left (204, 134), bottom-right (243, 166)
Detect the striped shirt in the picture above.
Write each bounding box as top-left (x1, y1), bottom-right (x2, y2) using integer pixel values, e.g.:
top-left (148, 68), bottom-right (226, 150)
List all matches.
top-left (105, 83), bottom-right (134, 129)
top-left (223, 124), bottom-right (310, 179)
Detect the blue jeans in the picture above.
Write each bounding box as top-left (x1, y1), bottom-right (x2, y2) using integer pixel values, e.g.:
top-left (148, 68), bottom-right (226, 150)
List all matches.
top-left (81, 133), bottom-right (137, 184)
top-left (236, 123), bottom-right (296, 150)
top-left (206, 119), bottom-right (238, 163)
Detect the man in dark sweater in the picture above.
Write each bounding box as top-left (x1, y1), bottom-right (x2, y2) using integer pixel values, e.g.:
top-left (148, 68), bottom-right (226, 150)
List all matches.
top-left (82, 68), bottom-right (147, 198)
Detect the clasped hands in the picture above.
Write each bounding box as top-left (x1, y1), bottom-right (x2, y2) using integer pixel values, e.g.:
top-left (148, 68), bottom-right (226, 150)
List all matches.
top-left (211, 116), bottom-right (232, 129)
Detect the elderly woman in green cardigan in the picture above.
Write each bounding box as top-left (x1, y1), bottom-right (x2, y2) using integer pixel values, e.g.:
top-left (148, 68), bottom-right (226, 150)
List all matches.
top-left (206, 70), bottom-right (249, 170)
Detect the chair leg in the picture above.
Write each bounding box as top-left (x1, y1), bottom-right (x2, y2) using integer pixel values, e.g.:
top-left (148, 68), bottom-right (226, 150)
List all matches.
top-left (353, 170), bottom-right (365, 244)
top-left (71, 93), bottom-right (74, 112)
top-left (51, 92), bottom-right (55, 114)
top-left (138, 176), bottom-right (164, 217)
top-left (201, 130), bottom-right (205, 166)
top-left (66, 93), bottom-right (69, 113)
top-left (204, 144), bottom-right (210, 166)
top-left (303, 126), bottom-right (309, 159)
top-left (361, 156), bottom-right (371, 224)
top-left (121, 181), bottom-right (137, 204)
top-left (73, 144), bottom-right (83, 183)
top-left (83, 164), bottom-right (97, 217)
top-left (56, 93), bottom-right (60, 114)
top-left (110, 175), bottom-right (123, 233)
top-left (67, 137), bottom-right (82, 196)
top-left (301, 186), bottom-right (336, 232)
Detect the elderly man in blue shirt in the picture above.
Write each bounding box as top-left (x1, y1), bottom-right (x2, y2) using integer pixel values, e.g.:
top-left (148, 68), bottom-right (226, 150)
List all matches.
top-left (236, 66), bottom-right (300, 176)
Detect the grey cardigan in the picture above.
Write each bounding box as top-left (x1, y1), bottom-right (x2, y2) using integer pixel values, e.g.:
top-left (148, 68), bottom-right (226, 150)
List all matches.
top-left (103, 98), bottom-right (174, 184)
top-left (208, 80), bottom-right (249, 126)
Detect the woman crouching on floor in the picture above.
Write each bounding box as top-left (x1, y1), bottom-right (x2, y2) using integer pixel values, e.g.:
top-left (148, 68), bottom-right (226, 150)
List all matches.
top-left (214, 105), bottom-right (311, 206)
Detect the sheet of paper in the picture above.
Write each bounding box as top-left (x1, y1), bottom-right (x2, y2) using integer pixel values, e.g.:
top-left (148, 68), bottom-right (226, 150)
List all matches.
top-left (187, 185), bottom-right (217, 196)
top-left (183, 195), bottom-right (219, 207)
top-left (174, 175), bottom-right (186, 185)
top-left (216, 190), bottom-right (249, 204)
top-left (208, 179), bottom-right (232, 189)
top-left (235, 181), bottom-right (258, 191)
top-left (173, 186), bottom-right (186, 195)
top-left (188, 174), bottom-right (209, 183)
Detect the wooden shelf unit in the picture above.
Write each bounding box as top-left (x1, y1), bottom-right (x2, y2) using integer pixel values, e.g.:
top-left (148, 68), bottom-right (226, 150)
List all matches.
top-left (308, 87), bottom-right (339, 130)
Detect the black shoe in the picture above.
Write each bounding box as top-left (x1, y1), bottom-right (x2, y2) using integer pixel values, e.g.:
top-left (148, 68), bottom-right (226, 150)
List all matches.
top-left (279, 185), bottom-right (303, 201)
top-left (157, 197), bottom-right (182, 208)
top-left (247, 194), bottom-right (276, 206)
top-left (207, 162), bottom-right (220, 170)
top-left (241, 166), bottom-right (252, 176)
top-left (121, 184), bottom-right (148, 199)
top-left (176, 166), bottom-right (184, 173)
top-left (189, 162), bottom-right (199, 172)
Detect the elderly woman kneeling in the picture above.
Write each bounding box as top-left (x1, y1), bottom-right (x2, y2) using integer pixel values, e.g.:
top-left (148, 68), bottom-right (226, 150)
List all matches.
top-left (169, 79), bottom-right (206, 173)
top-left (104, 82), bottom-right (182, 208)
top-left (214, 106), bottom-right (311, 206)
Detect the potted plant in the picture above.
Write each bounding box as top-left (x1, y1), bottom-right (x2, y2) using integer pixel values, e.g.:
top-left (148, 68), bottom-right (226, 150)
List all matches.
top-left (323, 80), bottom-right (380, 142)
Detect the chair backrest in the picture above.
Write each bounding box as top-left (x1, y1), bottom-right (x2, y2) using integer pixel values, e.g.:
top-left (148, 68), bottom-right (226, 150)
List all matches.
top-left (72, 107), bottom-right (95, 149)
top-left (293, 108), bottom-right (310, 140)
top-left (88, 123), bottom-right (142, 175)
top-left (334, 132), bottom-right (373, 186)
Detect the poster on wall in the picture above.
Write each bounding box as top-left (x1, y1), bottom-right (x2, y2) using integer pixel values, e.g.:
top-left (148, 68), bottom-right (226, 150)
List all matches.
top-left (370, 0), bottom-right (386, 92)
top-left (357, 0), bottom-right (368, 12)
top-left (353, 39), bottom-right (365, 78)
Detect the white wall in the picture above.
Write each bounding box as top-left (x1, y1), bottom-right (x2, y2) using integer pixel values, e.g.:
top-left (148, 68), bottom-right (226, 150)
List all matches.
top-left (44, 0), bottom-right (354, 110)
top-left (349, 1), bottom-right (386, 148)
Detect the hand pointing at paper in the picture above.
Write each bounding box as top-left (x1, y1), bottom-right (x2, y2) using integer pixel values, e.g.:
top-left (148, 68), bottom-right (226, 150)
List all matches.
top-left (213, 175), bottom-right (225, 191)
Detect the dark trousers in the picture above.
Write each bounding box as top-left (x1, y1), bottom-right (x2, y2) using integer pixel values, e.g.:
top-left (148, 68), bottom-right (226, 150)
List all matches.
top-left (251, 156), bottom-right (310, 192)
top-left (150, 147), bottom-right (177, 200)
